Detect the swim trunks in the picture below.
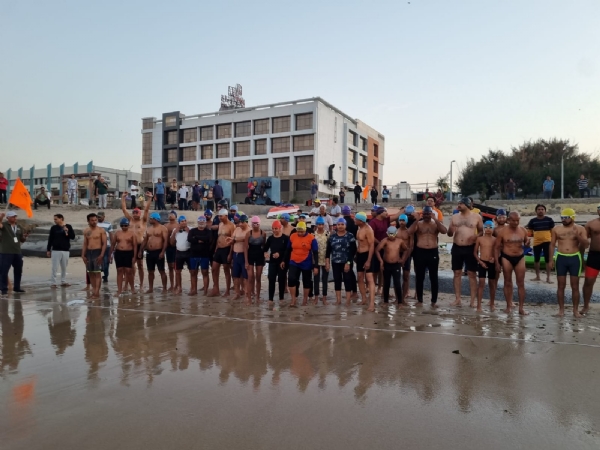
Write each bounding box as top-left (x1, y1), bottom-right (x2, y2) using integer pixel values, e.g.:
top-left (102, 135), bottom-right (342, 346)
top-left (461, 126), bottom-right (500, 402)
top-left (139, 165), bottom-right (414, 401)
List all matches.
top-left (146, 249), bottom-right (165, 272)
top-left (114, 249), bottom-right (134, 269)
top-left (585, 250), bottom-right (600, 278)
top-left (356, 251), bottom-right (379, 273)
top-left (166, 245), bottom-right (177, 264)
top-left (477, 260), bottom-right (497, 279)
top-left (451, 244), bottom-right (477, 272)
top-left (86, 249), bottom-right (103, 272)
top-left (500, 252), bottom-right (524, 268)
top-left (231, 252), bottom-right (248, 279)
top-left (175, 250), bottom-right (191, 270)
top-left (189, 257), bottom-right (211, 271)
top-left (213, 247), bottom-right (231, 265)
top-left (555, 252), bottom-right (582, 277)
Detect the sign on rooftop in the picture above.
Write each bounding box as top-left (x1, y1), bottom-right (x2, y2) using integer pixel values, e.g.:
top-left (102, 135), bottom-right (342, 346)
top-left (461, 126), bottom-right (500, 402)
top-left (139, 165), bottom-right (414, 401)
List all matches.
top-left (220, 84), bottom-right (245, 110)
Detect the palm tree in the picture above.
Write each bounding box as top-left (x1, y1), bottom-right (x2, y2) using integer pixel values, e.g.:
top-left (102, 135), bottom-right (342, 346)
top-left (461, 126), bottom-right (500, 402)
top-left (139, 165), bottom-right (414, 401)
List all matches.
top-left (436, 176), bottom-right (449, 193)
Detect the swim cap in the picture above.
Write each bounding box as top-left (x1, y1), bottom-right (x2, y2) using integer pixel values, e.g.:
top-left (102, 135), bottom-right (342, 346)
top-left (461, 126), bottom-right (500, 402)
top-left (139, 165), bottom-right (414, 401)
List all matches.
top-left (483, 220), bottom-right (495, 228)
top-left (251, 216), bottom-right (261, 224)
top-left (204, 209), bottom-right (213, 216)
top-left (149, 212), bottom-right (161, 221)
top-left (387, 226), bottom-right (398, 235)
top-left (355, 213), bottom-right (367, 223)
top-left (371, 205), bottom-right (379, 211)
top-left (342, 205), bottom-right (352, 215)
top-left (177, 215), bottom-right (187, 223)
top-left (218, 209), bottom-right (228, 216)
top-left (458, 197), bottom-right (472, 207)
top-left (315, 216), bottom-right (325, 225)
top-left (405, 205), bottom-right (415, 214)
top-left (272, 220), bottom-right (282, 229)
top-left (120, 218), bottom-right (130, 226)
top-left (399, 214), bottom-right (408, 222)
top-left (376, 207), bottom-right (387, 215)
top-left (169, 210), bottom-right (177, 217)
top-left (132, 207), bottom-right (141, 213)
top-left (299, 214), bottom-right (307, 219)
top-left (496, 209), bottom-right (507, 217)
top-left (296, 222), bottom-right (307, 231)
top-left (337, 218), bottom-right (347, 225)
top-left (314, 199), bottom-right (321, 204)
top-left (561, 208), bottom-right (575, 218)
top-left (218, 199), bottom-right (228, 206)
top-left (280, 213), bottom-right (290, 221)
top-left (230, 205), bottom-right (238, 211)
top-left (197, 216), bottom-right (207, 222)
top-left (423, 206), bottom-right (433, 213)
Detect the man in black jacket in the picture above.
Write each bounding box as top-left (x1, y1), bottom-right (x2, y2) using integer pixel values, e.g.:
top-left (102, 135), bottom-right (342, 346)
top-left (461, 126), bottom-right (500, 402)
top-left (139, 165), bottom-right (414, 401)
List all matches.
top-left (353, 182), bottom-right (362, 205)
top-left (47, 213), bottom-right (75, 287)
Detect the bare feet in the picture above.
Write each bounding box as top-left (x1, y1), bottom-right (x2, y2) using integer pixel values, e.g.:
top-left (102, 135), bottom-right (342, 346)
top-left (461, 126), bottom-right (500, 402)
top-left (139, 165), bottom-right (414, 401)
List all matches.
top-left (115, 291), bottom-right (122, 297)
top-left (301, 299), bottom-right (308, 306)
top-left (519, 309), bottom-right (529, 316)
top-left (580, 308), bottom-right (589, 315)
top-left (415, 302), bottom-right (423, 308)
top-left (450, 300), bottom-right (462, 307)
top-left (359, 300), bottom-right (368, 306)
top-left (546, 279), bottom-right (553, 284)
top-left (553, 310), bottom-right (565, 317)
top-left (335, 300), bottom-right (341, 306)
top-left (476, 307), bottom-right (483, 313)
top-left (188, 290), bottom-right (197, 296)
top-left (573, 311), bottom-right (583, 318)
top-left (530, 277), bottom-right (540, 282)
top-left (367, 305), bottom-right (375, 312)
top-left (469, 302), bottom-right (476, 308)
top-left (431, 303), bottom-right (439, 309)
top-left (503, 307), bottom-right (512, 314)
top-left (145, 289), bottom-right (153, 294)
top-left (222, 290), bottom-right (230, 298)
top-left (346, 299), bottom-right (351, 307)
top-left (208, 290), bottom-right (219, 297)
top-left (351, 293), bottom-right (359, 300)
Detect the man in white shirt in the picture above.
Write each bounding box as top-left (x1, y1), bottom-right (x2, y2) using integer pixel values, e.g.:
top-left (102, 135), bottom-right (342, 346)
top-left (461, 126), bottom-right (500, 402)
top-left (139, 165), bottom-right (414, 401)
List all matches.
top-left (330, 198), bottom-right (342, 218)
top-left (309, 199), bottom-right (322, 217)
top-left (178, 184), bottom-right (189, 211)
top-left (169, 216), bottom-right (191, 294)
top-left (130, 181), bottom-right (140, 209)
top-left (317, 204), bottom-right (334, 232)
top-left (67, 174), bottom-right (78, 204)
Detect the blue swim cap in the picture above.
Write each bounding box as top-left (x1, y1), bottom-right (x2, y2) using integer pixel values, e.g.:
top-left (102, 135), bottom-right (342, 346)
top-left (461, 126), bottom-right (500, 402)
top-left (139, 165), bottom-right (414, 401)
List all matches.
top-left (484, 220), bottom-right (495, 228)
top-left (315, 216), bottom-right (325, 225)
top-left (177, 215), bottom-right (186, 223)
top-left (300, 214), bottom-right (307, 219)
top-left (281, 213), bottom-right (291, 221)
top-left (120, 218), bottom-right (130, 226)
top-left (355, 213), bottom-right (367, 223)
top-left (149, 212), bottom-right (161, 221)
top-left (405, 205), bottom-right (415, 214)
top-left (371, 204), bottom-right (379, 211)
top-left (169, 210), bottom-right (177, 217)
top-left (387, 226), bottom-right (398, 235)
top-left (399, 214), bottom-right (408, 222)
top-left (423, 206), bottom-right (433, 213)
top-left (376, 207), bottom-right (387, 215)
top-left (204, 209), bottom-right (213, 216)
top-left (497, 209), bottom-right (507, 217)
top-left (197, 216), bottom-right (207, 222)
top-left (337, 217), bottom-right (347, 225)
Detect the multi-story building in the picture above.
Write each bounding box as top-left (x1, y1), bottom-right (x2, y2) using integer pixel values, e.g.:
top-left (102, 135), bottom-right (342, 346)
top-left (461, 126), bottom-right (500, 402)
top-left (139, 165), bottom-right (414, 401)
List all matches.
top-left (141, 97), bottom-right (385, 202)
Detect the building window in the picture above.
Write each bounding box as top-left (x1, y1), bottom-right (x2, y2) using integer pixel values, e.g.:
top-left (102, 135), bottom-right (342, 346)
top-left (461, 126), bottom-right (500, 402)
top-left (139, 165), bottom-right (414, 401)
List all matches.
top-left (373, 161), bottom-right (378, 173)
top-left (295, 113), bottom-right (313, 131)
top-left (234, 161), bottom-right (250, 178)
top-left (373, 177), bottom-right (378, 187)
top-left (182, 147), bottom-right (196, 161)
top-left (294, 179), bottom-right (312, 191)
top-left (362, 173), bottom-right (367, 186)
top-left (374, 143), bottom-right (379, 158)
top-left (253, 159), bottom-right (268, 177)
top-left (293, 134), bottom-right (314, 151)
top-left (167, 131), bottom-right (178, 145)
top-left (201, 126), bottom-right (213, 141)
top-left (166, 149), bottom-right (178, 162)
top-left (272, 116), bottom-right (291, 134)
top-left (275, 157), bottom-right (289, 175)
top-left (198, 163), bottom-right (213, 179)
top-left (216, 162), bottom-right (231, 179)
top-left (254, 118), bottom-right (269, 135)
top-left (183, 128), bottom-right (197, 143)
top-left (142, 133), bottom-right (152, 164)
top-left (165, 116), bottom-right (177, 127)
top-left (348, 149), bottom-right (357, 165)
top-left (234, 141), bottom-right (250, 157)
top-left (361, 137), bottom-right (367, 151)
top-left (348, 131), bottom-right (357, 147)
top-left (272, 137), bottom-right (290, 154)
top-left (142, 118), bottom-right (154, 130)
top-left (361, 155), bottom-right (367, 169)
top-left (255, 139), bottom-right (267, 155)
top-left (182, 165), bottom-right (195, 182)
top-left (201, 145), bottom-right (213, 160)
top-left (235, 121), bottom-right (251, 137)
top-left (295, 156), bottom-right (313, 175)
top-left (142, 168), bottom-right (153, 183)
top-left (347, 168), bottom-right (356, 184)
top-left (217, 143), bottom-right (230, 159)
top-left (217, 123), bottom-right (232, 139)
top-left (165, 167), bottom-right (177, 182)
top-left (280, 180), bottom-right (290, 192)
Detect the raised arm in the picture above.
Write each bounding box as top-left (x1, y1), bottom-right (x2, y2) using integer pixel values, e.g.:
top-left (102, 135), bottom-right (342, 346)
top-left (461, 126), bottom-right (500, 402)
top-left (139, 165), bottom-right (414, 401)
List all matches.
top-left (121, 193), bottom-right (133, 220)
top-left (143, 191), bottom-right (152, 222)
top-left (434, 217), bottom-right (448, 234)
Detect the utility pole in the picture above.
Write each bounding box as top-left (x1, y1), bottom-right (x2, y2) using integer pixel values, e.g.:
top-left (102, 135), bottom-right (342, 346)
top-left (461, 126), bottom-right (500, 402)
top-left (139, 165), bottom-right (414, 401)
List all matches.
top-left (449, 160), bottom-right (456, 201)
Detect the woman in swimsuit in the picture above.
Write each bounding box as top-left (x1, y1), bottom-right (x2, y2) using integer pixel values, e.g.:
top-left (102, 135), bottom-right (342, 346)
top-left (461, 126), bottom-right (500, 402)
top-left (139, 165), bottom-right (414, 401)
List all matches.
top-left (244, 216), bottom-right (266, 304)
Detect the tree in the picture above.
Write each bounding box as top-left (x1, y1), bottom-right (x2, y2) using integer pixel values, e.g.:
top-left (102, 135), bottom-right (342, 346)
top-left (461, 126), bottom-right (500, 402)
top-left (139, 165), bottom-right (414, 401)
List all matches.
top-left (436, 175), bottom-right (449, 193)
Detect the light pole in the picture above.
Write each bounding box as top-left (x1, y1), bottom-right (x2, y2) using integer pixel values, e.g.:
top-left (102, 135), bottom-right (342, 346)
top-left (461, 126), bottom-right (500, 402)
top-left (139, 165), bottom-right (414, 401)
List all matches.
top-left (449, 160), bottom-right (456, 201)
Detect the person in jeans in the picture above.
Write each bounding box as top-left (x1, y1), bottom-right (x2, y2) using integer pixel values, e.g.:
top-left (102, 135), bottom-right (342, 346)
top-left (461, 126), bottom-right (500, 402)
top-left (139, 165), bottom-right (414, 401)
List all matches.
top-left (97, 211), bottom-right (113, 283)
top-left (34, 187), bottom-right (51, 209)
top-left (542, 175), bottom-right (554, 200)
top-left (312, 216), bottom-right (330, 304)
top-left (155, 178), bottom-right (166, 210)
top-left (505, 178), bottom-right (516, 200)
top-left (382, 185), bottom-right (390, 203)
top-left (0, 211), bottom-right (29, 296)
top-left (577, 174), bottom-right (590, 198)
top-left (0, 172), bottom-right (8, 204)
top-left (47, 213), bottom-right (75, 287)
top-left (212, 180), bottom-right (224, 206)
top-left (67, 174), bottom-right (78, 204)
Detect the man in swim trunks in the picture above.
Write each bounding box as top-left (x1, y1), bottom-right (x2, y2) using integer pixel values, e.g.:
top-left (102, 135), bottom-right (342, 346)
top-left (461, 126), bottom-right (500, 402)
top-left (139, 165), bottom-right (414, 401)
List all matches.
top-left (397, 214), bottom-right (414, 302)
top-left (375, 226), bottom-right (408, 308)
top-left (230, 215), bottom-right (250, 301)
top-left (139, 212), bottom-right (168, 293)
top-left (494, 211), bottom-right (530, 315)
top-left (111, 217), bottom-right (137, 296)
top-left (549, 208), bottom-right (588, 317)
top-left (188, 216), bottom-right (213, 296)
top-left (169, 216), bottom-right (191, 295)
top-left (474, 221), bottom-right (497, 312)
top-left (209, 209), bottom-right (236, 297)
top-left (82, 213), bottom-right (107, 300)
top-left (354, 212), bottom-right (376, 311)
top-left (447, 197), bottom-right (483, 307)
top-left (122, 190), bottom-right (152, 289)
top-left (582, 206), bottom-right (600, 315)
top-left (164, 210), bottom-right (179, 292)
top-left (526, 204), bottom-right (554, 283)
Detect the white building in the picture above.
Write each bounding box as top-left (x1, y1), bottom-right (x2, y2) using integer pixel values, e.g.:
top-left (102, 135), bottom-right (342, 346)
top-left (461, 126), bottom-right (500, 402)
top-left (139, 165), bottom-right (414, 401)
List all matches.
top-left (141, 97), bottom-right (385, 202)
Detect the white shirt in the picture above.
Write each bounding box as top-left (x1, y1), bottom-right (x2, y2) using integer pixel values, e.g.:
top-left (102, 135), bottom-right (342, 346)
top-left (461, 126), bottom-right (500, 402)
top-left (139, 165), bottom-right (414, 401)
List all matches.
top-left (330, 205), bottom-right (341, 217)
top-left (67, 179), bottom-right (77, 190)
top-left (174, 230), bottom-right (190, 251)
top-left (310, 207), bottom-right (321, 216)
top-left (130, 184), bottom-right (139, 196)
top-left (179, 187), bottom-right (188, 199)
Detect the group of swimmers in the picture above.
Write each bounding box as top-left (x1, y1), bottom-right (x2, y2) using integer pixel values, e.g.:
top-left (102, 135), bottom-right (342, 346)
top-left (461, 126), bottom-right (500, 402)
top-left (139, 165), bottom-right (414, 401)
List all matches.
top-left (78, 191), bottom-right (599, 316)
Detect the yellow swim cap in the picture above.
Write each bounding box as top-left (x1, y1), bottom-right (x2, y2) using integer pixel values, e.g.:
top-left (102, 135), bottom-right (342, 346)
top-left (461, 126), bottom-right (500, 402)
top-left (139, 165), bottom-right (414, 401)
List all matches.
top-left (561, 208), bottom-right (575, 218)
top-left (296, 222), bottom-right (307, 231)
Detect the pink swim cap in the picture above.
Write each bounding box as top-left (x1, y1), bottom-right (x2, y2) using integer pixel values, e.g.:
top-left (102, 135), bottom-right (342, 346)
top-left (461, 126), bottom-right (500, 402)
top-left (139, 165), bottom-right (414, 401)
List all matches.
top-left (251, 216), bottom-right (261, 224)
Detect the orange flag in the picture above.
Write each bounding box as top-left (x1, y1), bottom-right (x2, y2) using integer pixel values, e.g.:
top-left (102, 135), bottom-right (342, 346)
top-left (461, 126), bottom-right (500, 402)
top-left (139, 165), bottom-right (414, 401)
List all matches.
top-left (9, 178), bottom-right (33, 217)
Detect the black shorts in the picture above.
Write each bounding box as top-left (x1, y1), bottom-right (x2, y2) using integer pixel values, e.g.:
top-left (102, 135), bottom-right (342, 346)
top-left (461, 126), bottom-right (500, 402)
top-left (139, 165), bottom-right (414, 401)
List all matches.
top-left (555, 253), bottom-right (582, 277)
top-left (114, 250), bottom-right (134, 269)
top-left (356, 251), bottom-right (379, 273)
top-left (166, 246), bottom-right (177, 264)
top-left (247, 248), bottom-right (266, 267)
top-left (477, 261), bottom-right (496, 279)
top-left (451, 244), bottom-right (477, 272)
top-left (402, 251), bottom-right (412, 272)
top-left (533, 242), bottom-right (551, 263)
top-left (587, 250), bottom-right (600, 271)
top-left (213, 247), bottom-right (231, 265)
top-left (175, 251), bottom-right (191, 270)
top-left (146, 249), bottom-right (165, 272)
top-left (86, 249), bottom-right (103, 272)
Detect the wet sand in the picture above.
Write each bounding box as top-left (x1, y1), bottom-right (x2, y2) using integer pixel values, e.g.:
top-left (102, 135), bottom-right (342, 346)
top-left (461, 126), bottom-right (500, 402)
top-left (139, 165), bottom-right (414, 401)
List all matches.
top-left (1, 275), bottom-right (600, 449)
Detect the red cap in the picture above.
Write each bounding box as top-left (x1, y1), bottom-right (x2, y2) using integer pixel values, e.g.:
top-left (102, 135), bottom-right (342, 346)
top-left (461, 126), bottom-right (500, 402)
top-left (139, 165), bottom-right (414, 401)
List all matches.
top-left (272, 220), bottom-right (282, 229)
top-left (133, 208), bottom-right (141, 212)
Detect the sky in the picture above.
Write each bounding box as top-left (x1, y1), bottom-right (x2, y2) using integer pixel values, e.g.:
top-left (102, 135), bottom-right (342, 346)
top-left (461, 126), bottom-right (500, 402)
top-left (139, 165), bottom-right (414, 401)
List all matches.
top-left (1, 0), bottom-right (599, 189)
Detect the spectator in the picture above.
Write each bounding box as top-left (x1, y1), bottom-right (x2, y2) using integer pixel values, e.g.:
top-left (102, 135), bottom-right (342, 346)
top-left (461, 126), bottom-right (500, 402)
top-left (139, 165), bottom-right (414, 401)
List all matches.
top-left (0, 211), bottom-right (29, 296)
top-left (577, 174), bottom-right (590, 198)
top-left (0, 172), bottom-right (8, 204)
top-left (213, 180), bottom-right (224, 206)
top-left (34, 187), bottom-right (51, 210)
top-left (311, 180), bottom-right (318, 203)
top-left (155, 178), bottom-right (166, 210)
top-left (338, 187), bottom-right (345, 204)
top-left (434, 189), bottom-right (444, 207)
top-left (506, 178), bottom-right (516, 200)
top-left (67, 174), bottom-right (78, 204)
top-left (178, 183), bottom-right (189, 210)
top-left (542, 175), bottom-right (554, 200)
top-left (382, 185), bottom-right (390, 203)
top-left (353, 182), bottom-right (362, 205)
top-left (330, 198), bottom-right (341, 218)
top-left (47, 213), bottom-right (75, 287)
top-left (370, 186), bottom-right (378, 204)
top-left (169, 178), bottom-right (178, 209)
top-left (95, 177), bottom-right (109, 209)
top-left (130, 180), bottom-right (139, 209)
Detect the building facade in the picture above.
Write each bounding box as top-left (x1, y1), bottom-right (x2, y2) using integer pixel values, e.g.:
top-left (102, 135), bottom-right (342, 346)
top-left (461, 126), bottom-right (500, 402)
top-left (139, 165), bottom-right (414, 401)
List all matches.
top-left (141, 97), bottom-right (384, 203)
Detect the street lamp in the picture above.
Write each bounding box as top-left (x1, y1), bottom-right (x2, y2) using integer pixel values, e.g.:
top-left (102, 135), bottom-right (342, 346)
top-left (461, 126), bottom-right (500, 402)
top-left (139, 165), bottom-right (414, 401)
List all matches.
top-left (449, 160), bottom-right (456, 201)
top-left (561, 144), bottom-right (567, 200)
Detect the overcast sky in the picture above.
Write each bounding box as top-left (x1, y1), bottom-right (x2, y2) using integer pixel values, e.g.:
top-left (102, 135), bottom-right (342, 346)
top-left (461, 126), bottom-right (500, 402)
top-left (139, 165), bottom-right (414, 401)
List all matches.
top-left (1, 0), bottom-right (598, 188)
